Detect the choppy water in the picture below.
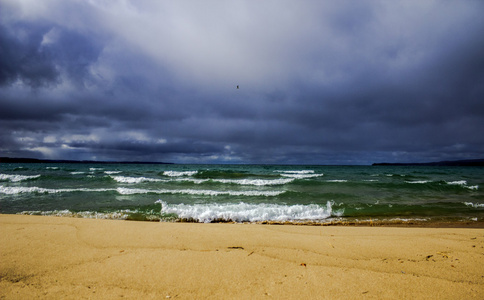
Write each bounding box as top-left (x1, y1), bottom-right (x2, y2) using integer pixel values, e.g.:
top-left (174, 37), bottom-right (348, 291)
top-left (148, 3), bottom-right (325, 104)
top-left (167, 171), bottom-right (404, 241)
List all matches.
top-left (1, 163), bottom-right (483, 224)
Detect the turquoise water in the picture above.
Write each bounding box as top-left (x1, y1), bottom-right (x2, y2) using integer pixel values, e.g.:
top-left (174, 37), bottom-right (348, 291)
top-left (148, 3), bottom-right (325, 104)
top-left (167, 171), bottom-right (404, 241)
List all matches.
top-left (1, 163), bottom-right (483, 224)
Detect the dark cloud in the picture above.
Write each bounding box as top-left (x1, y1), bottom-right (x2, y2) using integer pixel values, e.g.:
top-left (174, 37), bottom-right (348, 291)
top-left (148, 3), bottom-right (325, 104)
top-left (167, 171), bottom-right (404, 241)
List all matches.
top-left (0, 22), bottom-right (59, 87)
top-left (1, 1), bottom-right (484, 164)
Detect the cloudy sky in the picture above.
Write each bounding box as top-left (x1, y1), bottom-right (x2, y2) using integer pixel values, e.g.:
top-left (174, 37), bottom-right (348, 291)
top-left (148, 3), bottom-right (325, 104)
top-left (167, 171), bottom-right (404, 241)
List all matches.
top-left (1, 0), bottom-right (483, 164)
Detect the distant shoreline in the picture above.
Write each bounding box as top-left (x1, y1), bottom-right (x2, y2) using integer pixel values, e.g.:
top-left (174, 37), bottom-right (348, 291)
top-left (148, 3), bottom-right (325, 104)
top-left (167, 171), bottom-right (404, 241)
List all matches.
top-left (0, 157), bottom-right (173, 165)
top-left (1, 156), bottom-right (483, 166)
top-left (372, 159), bottom-right (484, 167)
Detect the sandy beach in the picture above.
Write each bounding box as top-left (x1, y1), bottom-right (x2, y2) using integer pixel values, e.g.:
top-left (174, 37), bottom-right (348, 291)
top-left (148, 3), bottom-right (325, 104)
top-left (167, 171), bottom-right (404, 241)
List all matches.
top-left (1, 214), bottom-right (483, 299)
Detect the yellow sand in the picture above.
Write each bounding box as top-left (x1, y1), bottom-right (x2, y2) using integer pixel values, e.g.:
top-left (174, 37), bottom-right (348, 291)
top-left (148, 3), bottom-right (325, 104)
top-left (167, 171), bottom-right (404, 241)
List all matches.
top-left (1, 214), bottom-right (483, 299)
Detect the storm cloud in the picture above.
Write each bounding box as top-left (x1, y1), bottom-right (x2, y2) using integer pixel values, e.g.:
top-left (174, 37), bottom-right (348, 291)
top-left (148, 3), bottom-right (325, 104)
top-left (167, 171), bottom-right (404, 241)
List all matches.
top-left (1, 0), bottom-right (483, 164)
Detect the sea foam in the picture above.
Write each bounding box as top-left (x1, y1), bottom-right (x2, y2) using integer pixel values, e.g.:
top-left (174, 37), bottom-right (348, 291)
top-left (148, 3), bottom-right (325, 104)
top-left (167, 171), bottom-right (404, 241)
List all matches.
top-left (213, 178), bottom-right (294, 186)
top-left (111, 176), bottom-right (293, 186)
top-left (277, 170), bottom-right (324, 179)
top-left (463, 202), bottom-right (484, 208)
top-left (405, 180), bottom-right (432, 184)
top-left (0, 185), bottom-right (284, 197)
top-left (116, 187), bottom-right (284, 197)
top-left (0, 174), bottom-right (41, 182)
top-left (446, 180), bottom-right (479, 190)
top-left (157, 200), bottom-right (341, 223)
top-left (105, 171), bottom-right (122, 175)
top-left (280, 173), bottom-right (324, 179)
top-left (163, 171), bottom-right (198, 177)
top-left (276, 170), bottom-right (315, 174)
top-left (19, 209), bottom-right (133, 220)
top-left (0, 186), bottom-right (112, 194)
top-left (111, 176), bottom-right (164, 183)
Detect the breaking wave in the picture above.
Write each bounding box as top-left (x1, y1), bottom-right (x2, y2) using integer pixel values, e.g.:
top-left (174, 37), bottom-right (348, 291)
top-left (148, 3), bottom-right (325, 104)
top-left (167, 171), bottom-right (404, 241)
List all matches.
top-left (0, 174), bottom-right (41, 182)
top-left (464, 202), bottom-right (484, 208)
top-left (157, 200), bottom-right (342, 223)
top-left (0, 185), bottom-right (284, 197)
top-left (116, 188), bottom-right (284, 197)
top-left (213, 178), bottom-right (294, 186)
top-left (111, 176), bottom-right (165, 184)
top-left (163, 171), bottom-right (198, 177)
top-left (446, 180), bottom-right (478, 190)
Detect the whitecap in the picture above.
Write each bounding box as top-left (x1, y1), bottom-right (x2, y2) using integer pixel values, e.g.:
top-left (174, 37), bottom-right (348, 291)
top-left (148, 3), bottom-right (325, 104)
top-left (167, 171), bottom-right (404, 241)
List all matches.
top-left (111, 176), bottom-right (164, 184)
top-left (463, 202), bottom-right (484, 208)
top-left (116, 187), bottom-right (284, 197)
top-left (0, 186), bottom-right (114, 195)
top-left (275, 170), bottom-right (315, 174)
top-left (280, 173), bottom-right (324, 179)
top-left (447, 180), bottom-right (467, 186)
top-left (213, 178), bottom-right (294, 186)
top-left (105, 171), bottom-right (122, 175)
top-left (447, 180), bottom-right (479, 190)
top-left (157, 200), bottom-right (342, 223)
top-left (405, 180), bottom-right (431, 184)
top-left (163, 171), bottom-right (198, 177)
top-left (0, 174), bottom-right (41, 182)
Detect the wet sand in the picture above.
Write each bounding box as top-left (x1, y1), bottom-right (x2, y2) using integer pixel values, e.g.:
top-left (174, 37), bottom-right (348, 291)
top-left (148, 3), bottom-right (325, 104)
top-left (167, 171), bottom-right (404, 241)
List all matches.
top-left (1, 214), bottom-right (483, 299)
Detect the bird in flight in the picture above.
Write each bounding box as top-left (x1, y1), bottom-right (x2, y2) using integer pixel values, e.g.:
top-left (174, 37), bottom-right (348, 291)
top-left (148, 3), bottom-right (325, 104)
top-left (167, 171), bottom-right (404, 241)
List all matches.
top-left (236, 85), bottom-right (239, 89)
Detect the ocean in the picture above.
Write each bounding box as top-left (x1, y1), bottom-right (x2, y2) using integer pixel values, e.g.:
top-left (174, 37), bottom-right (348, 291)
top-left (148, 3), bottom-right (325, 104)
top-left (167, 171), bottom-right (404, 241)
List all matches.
top-left (1, 163), bottom-right (483, 225)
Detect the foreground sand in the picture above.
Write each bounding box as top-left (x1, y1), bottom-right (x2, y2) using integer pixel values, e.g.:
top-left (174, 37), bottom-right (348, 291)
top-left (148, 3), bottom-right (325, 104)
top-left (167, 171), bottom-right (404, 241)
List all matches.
top-left (1, 214), bottom-right (483, 299)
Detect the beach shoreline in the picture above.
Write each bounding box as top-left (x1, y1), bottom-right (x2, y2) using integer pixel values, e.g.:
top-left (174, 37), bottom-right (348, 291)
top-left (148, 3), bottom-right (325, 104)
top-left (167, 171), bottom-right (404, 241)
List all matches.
top-left (1, 214), bottom-right (483, 299)
top-left (14, 213), bottom-right (484, 228)
top-left (257, 219), bottom-right (484, 228)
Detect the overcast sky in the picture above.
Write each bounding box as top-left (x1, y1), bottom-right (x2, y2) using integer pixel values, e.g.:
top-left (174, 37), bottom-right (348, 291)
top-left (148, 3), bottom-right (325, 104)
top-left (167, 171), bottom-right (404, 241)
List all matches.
top-left (1, 0), bottom-right (483, 164)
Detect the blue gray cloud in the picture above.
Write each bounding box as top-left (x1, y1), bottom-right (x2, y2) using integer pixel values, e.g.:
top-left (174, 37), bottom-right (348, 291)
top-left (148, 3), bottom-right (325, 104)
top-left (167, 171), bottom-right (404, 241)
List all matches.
top-left (1, 0), bottom-right (484, 164)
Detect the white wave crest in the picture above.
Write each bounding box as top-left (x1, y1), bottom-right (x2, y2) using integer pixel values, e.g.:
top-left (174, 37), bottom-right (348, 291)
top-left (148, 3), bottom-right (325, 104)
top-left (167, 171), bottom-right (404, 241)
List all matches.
top-left (447, 180), bottom-right (467, 185)
top-left (405, 180), bottom-right (431, 184)
top-left (157, 200), bottom-right (342, 223)
top-left (105, 171), bottom-right (122, 175)
top-left (70, 171), bottom-right (85, 175)
top-left (163, 171), bottom-right (198, 177)
top-left (447, 180), bottom-right (479, 190)
top-left (0, 185), bottom-right (283, 197)
top-left (280, 173), bottom-right (324, 179)
top-left (0, 174), bottom-right (41, 182)
top-left (325, 179), bottom-right (348, 183)
top-left (214, 178), bottom-right (294, 186)
top-left (0, 186), bottom-right (113, 194)
top-left (276, 170), bottom-right (315, 174)
top-left (111, 176), bottom-right (164, 184)
top-left (463, 202), bottom-right (484, 208)
top-left (116, 187), bottom-right (284, 197)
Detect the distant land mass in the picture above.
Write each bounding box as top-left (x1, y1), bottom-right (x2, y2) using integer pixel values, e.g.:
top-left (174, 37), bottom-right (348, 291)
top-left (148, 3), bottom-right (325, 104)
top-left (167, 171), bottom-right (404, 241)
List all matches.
top-left (0, 157), bottom-right (173, 165)
top-left (372, 159), bottom-right (484, 167)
